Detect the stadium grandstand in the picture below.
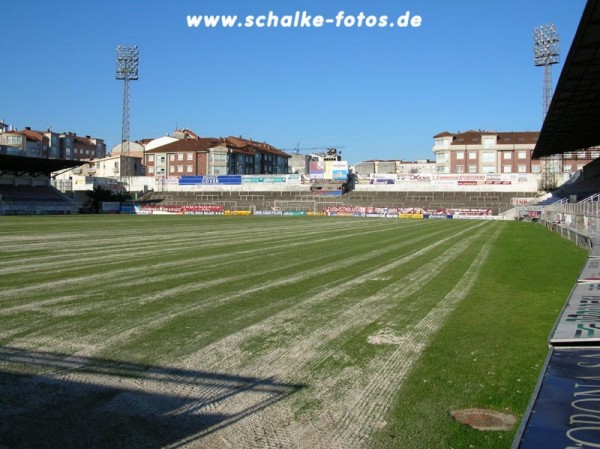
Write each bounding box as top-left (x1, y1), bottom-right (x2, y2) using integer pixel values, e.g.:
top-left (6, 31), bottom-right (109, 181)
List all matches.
top-left (139, 188), bottom-right (532, 217)
top-left (512, 2), bottom-right (600, 448)
top-left (0, 153), bottom-right (82, 215)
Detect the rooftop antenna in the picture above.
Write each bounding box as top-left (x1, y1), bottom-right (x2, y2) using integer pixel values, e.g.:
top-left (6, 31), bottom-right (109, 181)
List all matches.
top-left (116, 45), bottom-right (139, 192)
top-left (533, 24), bottom-right (560, 191)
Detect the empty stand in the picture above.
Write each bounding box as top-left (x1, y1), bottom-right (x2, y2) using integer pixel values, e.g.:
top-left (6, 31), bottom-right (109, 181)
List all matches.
top-left (0, 185), bottom-right (79, 214)
top-left (138, 189), bottom-right (533, 215)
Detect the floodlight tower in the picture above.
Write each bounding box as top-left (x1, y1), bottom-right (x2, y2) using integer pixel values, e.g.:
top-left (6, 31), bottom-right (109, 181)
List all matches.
top-left (116, 45), bottom-right (139, 191)
top-left (533, 24), bottom-right (560, 191)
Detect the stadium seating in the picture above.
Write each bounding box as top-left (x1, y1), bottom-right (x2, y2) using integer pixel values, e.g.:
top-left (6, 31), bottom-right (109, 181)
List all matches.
top-left (0, 185), bottom-right (79, 215)
top-left (139, 189), bottom-right (533, 215)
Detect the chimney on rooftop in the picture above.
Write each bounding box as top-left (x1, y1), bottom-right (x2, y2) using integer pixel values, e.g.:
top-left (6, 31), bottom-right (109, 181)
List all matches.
top-left (25, 126), bottom-right (31, 131)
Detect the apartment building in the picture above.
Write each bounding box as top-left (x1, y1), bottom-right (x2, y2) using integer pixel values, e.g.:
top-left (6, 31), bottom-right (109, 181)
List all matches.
top-left (432, 130), bottom-right (595, 174)
top-left (144, 135), bottom-right (290, 177)
top-left (61, 132), bottom-right (106, 160)
top-left (0, 127), bottom-right (105, 160)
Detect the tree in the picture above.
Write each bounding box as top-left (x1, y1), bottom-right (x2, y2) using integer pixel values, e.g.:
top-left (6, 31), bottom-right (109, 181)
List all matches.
top-left (86, 186), bottom-right (129, 213)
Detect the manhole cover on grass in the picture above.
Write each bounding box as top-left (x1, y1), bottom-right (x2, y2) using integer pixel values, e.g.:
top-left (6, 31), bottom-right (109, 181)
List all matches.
top-left (451, 408), bottom-right (517, 431)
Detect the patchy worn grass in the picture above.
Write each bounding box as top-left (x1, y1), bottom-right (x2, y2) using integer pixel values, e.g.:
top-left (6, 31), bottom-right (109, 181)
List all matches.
top-left (371, 221), bottom-right (587, 449)
top-left (0, 216), bottom-right (587, 448)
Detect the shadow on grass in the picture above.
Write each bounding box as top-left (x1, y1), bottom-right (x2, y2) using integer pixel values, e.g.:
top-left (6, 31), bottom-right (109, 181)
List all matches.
top-left (0, 346), bottom-right (306, 448)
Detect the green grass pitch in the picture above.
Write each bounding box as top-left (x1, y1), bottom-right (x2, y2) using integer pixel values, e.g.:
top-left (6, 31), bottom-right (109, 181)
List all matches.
top-left (0, 216), bottom-right (588, 448)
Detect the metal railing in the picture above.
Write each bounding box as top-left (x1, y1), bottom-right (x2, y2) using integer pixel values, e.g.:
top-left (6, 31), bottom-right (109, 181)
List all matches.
top-left (541, 193), bottom-right (600, 236)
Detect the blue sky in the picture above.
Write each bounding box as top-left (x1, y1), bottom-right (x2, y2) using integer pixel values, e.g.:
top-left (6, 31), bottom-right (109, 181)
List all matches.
top-left (3, 0), bottom-right (587, 163)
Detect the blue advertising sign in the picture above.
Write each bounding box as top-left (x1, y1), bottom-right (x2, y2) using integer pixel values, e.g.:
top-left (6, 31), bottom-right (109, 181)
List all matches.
top-left (514, 347), bottom-right (600, 449)
top-left (179, 176), bottom-right (242, 185)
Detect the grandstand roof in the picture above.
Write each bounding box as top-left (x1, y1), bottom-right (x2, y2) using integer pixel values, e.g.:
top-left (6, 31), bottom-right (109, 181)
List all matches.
top-left (0, 154), bottom-right (82, 176)
top-left (533, 1), bottom-right (600, 158)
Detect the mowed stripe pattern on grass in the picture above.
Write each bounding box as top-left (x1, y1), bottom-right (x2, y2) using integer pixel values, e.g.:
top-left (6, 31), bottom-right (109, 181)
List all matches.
top-left (0, 216), bottom-right (502, 448)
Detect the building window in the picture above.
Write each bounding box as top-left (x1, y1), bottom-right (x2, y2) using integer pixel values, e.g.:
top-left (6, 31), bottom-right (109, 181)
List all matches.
top-left (592, 150), bottom-right (600, 159)
top-left (483, 137), bottom-right (495, 148)
top-left (564, 152), bottom-right (573, 158)
top-left (148, 154), bottom-right (154, 162)
top-left (503, 152), bottom-right (512, 160)
top-left (148, 167), bottom-right (154, 174)
top-left (468, 165), bottom-right (477, 173)
top-left (532, 165), bottom-right (541, 173)
top-left (177, 165), bottom-right (183, 172)
top-left (186, 165), bottom-right (193, 173)
top-left (177, 153), bottom-right (184, 161)
top-left (456, 152), bottom-right (464, 160)
top-left (518, 151), bottom-right (527, 159)
top-left (436, 152), bottom-right (448, 163)
top-left (468, 152), bottom-right (477, 160)
top-left (211, 153), bottom-right (227, 162)
top-left (456, 165), bottom-right (464, 173)
top-left (435, 138), bottom-right (450, 149)
top-left (158, 155), bottom-right (166, 164)
top-left (6, 135), bottom-right (23, 145)
top-left (169, 154), bottom-right (175, 161)
top-left (187, 153), bottom-right (193, 161)
top-left (482, 152), bottom-right (495, 163)
top-left (169, 165), bottom-right (175, 173)
top-left (518, 164), bottom-right (527, 173)
top-left (503, 165), bottom-right (512, 173)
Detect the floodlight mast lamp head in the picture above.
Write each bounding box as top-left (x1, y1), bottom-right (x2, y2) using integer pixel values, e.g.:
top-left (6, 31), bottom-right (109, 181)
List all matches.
top-left (533, 24), bottom-right (560, 67)
top-left (116, 45), bottom-right (139, 80)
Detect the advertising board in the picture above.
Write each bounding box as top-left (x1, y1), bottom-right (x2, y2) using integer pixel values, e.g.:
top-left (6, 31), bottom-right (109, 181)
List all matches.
top-left (550, 282), bottom-right (600, 345)
top-left (514, 347), bottom-right (600, 449)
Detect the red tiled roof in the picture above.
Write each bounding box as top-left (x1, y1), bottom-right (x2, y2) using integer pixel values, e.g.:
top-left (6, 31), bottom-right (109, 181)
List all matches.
top-left (144, 138), bottom-right (223, 154)
top-left (73, 135), bottom-right (94, 146)
top-left (436, 130), bottom-right (540, 146)
top-left (144, 135), bottom-right (291, 158)
top-left (18, 129), bottom-right (45, 142)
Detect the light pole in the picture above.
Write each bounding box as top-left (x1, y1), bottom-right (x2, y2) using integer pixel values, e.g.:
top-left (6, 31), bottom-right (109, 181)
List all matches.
top-left (116, 45), bottom-right (139, 192)
top-left (533, 24), bottom-right (560, 191)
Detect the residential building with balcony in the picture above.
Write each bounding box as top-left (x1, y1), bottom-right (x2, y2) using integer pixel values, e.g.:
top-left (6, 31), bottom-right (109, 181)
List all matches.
top-left (432, 130), bottom-right (595, 175)
top-left (0, 126), bottom-right (105, 161)
top-left (61, 132), bottom-right (106, 160)
top-left (144, 135), bottom-right (290, 177)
